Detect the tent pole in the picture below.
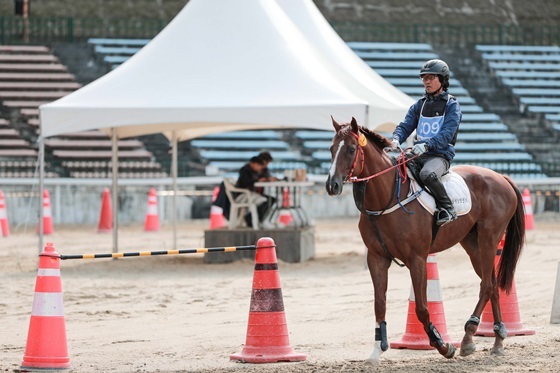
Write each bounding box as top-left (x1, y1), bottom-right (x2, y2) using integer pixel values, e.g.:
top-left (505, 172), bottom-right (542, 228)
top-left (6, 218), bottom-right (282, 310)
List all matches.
top-left (172, 131), bottom-right (178, 250)
top-left (38, 137), bottom-right (44, 254)
top-left (112, 128), bottom-right (119, 253)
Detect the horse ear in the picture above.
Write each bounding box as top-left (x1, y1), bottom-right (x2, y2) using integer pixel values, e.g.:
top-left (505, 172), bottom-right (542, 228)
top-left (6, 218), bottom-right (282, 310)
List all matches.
top-left (350, 117), bottom-right (359, 133)
top-left (331, 116), bottom-right (341, 133)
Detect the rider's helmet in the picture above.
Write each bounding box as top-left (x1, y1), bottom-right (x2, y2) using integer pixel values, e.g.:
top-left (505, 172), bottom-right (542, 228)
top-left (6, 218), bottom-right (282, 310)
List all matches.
top-left (419, 59), bottom-right (450, 90)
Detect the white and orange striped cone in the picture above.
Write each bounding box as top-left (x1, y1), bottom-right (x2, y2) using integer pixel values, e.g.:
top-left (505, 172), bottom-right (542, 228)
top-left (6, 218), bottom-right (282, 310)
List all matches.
top-left (37, 189), bottom-right (54, 235)
top-left (21, 242), bottom-right (70, 371)
top-left (522, 188), bottom-right (534, 231)
top-left (0, 189), bottom-right (9, 237)
top-left (144, 188), bottom-right (159, 232)
top-left (391, 254), bottom-right (459, 350)
top-left (475, 237), bottom-right (535, 336)
top-left (209, 186), bottom-right (226, 229)
top-left (278, 187), bottom-right (293, 226)
top-left (551, 262), bottom-right (560, 324)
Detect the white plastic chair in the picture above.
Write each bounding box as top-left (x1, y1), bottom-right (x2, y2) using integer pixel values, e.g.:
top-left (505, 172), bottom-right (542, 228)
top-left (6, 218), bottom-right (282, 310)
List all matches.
top-left (222, 179), bottom-right (260, 230)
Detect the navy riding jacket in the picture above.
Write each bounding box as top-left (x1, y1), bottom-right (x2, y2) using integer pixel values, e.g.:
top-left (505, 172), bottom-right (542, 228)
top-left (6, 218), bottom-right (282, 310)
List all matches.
top-left (392, 91), bottom-right (462, 162)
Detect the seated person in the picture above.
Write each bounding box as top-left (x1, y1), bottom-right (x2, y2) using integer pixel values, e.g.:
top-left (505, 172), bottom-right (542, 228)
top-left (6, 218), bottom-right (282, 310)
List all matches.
top-left (257, 152), bottom-right (279, 182)
top-left (236, 156), bottom-right (275, 227)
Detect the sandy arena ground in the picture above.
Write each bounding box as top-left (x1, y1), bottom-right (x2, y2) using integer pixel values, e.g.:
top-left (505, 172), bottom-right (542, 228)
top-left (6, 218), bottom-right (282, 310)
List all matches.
top-left (1, 218), bottom-right (560, 372)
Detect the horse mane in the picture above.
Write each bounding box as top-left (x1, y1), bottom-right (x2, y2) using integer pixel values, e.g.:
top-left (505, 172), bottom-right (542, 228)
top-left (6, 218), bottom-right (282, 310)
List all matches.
top-left (358, 126), bottom-right (392, 149)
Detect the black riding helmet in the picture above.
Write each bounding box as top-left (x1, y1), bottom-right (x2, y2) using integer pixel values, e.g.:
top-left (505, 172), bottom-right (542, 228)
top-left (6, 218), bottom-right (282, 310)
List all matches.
top-left (420, 59), bottom-right (450, 90)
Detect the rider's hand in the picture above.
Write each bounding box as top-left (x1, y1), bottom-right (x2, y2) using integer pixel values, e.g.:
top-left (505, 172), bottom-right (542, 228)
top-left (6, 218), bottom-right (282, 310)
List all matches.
top-left (390, 138), bottom-right (400, 150)
top-left (412, 142), bottom-right (429, 155)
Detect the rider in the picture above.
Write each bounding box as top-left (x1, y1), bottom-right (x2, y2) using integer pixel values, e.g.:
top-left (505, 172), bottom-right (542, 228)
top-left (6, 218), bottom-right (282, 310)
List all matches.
top-left (390, 59), bottom-right (462, 226)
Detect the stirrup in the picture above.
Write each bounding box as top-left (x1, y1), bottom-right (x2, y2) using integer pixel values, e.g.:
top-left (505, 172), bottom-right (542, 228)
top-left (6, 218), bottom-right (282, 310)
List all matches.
top-left (436, 209), bottom-right (457, 226)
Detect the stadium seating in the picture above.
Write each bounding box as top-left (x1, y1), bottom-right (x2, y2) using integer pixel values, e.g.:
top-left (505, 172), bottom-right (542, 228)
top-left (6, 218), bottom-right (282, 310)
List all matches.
top-left (0, 45), bottom-right (161, 178)
top-left (88, 38), bottom-right (150, 69)
top-left (477, 44), bottom-right (560, 133)
top-left (320, 42), bottom-right (543, 177)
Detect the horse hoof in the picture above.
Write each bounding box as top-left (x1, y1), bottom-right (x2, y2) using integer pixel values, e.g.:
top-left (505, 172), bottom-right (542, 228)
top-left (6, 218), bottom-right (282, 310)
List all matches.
top-left (460, 342), bottom-right (476, 356)
top-left (490, 346), bottom-right (505, 356)
top-left (364, 358), bottom-right (381, 366)
top-left (444, 343), bottom-right (456, 359)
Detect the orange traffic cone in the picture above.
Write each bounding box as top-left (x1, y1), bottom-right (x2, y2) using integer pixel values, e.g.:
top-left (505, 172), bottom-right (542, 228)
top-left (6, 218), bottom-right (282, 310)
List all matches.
top-left (475, 237), bottom-right (535, 336)
top-left (21, 242), bottom-right (70, 371)
top-left (38, 189), bottom-right (54, 235)
top-left (98, 188), bottom-right (112, 233)
top-left (144, 188), bottom-right (159, 232)
top-left (209, 186), bottom-right (226, 229)
top-left (230, 237), bottom-right (306, 363)
top-left (278, 187), bottom-right (293, 226)
top-left (391, 254), bottom-right (458, 349)
top-left (0, 189), bottom-right (9, 237)
top-left (522, 188), bottom-right (534, 230)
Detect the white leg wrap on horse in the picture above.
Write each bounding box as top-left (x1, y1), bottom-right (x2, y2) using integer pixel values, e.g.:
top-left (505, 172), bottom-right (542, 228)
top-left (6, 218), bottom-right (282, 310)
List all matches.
top-left (365, 341), bottom-right (382, 365)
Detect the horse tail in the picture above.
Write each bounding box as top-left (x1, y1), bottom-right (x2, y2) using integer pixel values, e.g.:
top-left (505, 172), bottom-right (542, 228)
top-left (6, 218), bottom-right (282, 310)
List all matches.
top-left (497, 176), bottom-right (526, 294)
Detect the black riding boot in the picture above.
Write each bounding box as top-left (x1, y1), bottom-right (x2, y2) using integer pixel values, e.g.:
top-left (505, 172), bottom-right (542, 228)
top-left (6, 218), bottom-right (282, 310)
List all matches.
top-left (424, 172), bottom-right (457, 226)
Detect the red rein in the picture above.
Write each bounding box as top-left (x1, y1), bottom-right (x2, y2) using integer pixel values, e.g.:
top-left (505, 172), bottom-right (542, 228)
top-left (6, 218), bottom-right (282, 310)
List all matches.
top-left (346, 132), bottom-right (417, 183)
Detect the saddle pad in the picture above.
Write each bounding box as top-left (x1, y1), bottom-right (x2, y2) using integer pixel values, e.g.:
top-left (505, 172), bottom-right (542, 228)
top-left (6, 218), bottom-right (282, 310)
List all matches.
top-left (409, 169), bottom-right (472, 216)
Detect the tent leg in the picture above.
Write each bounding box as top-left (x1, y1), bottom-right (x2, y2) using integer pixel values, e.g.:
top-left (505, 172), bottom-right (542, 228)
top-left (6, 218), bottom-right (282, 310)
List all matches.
top-left (172, 131), bottom-right (178, 250)
top-left (112, 128), bottom-right (119, 253)
top-left (38, 138), bottom-right (44, 254)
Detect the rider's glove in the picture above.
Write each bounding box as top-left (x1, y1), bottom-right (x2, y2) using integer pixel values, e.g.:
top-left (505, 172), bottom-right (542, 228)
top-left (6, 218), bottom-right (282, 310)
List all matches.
top-left (391, 137), bottom-right (400, 150)
top-left (412, 142), bottom-right (429, 155)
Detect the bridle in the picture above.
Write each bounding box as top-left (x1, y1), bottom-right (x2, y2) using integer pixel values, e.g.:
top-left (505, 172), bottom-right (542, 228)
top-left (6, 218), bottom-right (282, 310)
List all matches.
top-left (342, 130), bottom-right (418, 184)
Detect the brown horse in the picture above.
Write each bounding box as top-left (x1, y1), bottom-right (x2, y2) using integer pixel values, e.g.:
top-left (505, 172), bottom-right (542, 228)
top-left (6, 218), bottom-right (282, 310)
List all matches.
top-left (325, 117), bottom-right (525, 363)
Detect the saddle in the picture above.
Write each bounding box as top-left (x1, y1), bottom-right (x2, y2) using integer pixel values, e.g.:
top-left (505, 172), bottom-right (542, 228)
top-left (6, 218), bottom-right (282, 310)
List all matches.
top-left (406, 160), bottom-right (471, 216)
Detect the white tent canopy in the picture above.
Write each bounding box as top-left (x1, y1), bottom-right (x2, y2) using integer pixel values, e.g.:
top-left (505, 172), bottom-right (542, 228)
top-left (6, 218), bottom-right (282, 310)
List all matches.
top-left (40, 0), bottom-right (413, 141)
top-left (37, 0), bottom-right (414, 252)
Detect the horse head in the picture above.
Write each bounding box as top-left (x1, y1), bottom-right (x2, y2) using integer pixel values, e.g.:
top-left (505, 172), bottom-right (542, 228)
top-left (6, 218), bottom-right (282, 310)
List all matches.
top-left (325, 116), bottom-right (363, 196)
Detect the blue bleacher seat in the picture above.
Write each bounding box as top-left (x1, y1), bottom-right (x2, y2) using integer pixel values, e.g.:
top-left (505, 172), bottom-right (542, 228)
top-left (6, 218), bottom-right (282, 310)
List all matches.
top-left (295, 131), bottom-right (334, 140)
top-left (476, 45), bottom-right (560, 53)
top-left (460, 105), bottom-right (484, 113)
top-left (87, 38), bottom-right (151, 47)
top-left (459, 123), bottom-right (508, 131)
top-left (366, 61), bottom-right (427, 69)
top-left (347, 42), bottom-right (433, 51)
top-left (303, 141), bottom-right (332, 149)
top-left (496, 71), bottom-right (560, 79)
top-left (454, 153), bottom-right (533, 161)
top-left (104, 55), bottom-right (129, 64)
top-left (202, 130), bottom-right (281, 140)
top-left (482, 53), bottom-right (560, 62)
top-left (461, 113), bottom-right (501, 122)
top-left (512, 88), bottom-right (560, 96)
top-left (457, 133), bottom-right (517, 141)
top-left (191, 140), bottom-right (288, 149)
top-left (527, 106), bottom-right (560, 113)
top-left (454, 142), bottom-right (525, 151)
top-left (545, 113), bottom-right (560, 121)
top-left (501, 79), bottom-right (560, 87)
top-left (200, 150), bottom-right (299, 161)
top-left (94, 46), bottom-right (142, 55)
top-left (354, 52), bottom-right (439, 61)
top-left (489, 62), bottom-right (560, 71)
top-left (519, 97), bottom-right (560, 105)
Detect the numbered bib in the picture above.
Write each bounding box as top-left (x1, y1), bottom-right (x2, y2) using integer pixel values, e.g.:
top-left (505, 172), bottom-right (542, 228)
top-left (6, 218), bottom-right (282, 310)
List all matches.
top-left (417, 115), bottom-right (444, 141)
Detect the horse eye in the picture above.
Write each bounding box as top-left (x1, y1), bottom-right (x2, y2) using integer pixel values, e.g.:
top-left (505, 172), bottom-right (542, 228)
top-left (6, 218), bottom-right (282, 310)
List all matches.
top-left (348, 146), bottom-right (356, 154)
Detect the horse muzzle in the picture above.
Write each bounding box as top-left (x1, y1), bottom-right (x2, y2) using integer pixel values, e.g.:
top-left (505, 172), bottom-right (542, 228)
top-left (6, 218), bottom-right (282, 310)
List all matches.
top-left (326, 175), bottom-right (344, 196)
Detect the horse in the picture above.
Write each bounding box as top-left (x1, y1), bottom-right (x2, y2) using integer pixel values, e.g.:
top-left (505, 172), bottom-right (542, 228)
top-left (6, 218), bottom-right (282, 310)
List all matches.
top-left (325, 117), bottom-right (525, 363)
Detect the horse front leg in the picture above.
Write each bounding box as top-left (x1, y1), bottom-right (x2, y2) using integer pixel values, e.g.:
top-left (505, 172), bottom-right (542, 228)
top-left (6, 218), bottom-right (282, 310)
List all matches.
top-left (409, 256), bottom-right (456, 359)
top-left (365, 251), bottom-right (391, 365)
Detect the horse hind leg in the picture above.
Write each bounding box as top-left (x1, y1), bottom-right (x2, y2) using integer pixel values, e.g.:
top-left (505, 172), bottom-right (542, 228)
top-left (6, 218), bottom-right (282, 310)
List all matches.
top-left (489, 284), bottom-right (507, 356)
top-left (459, 231), bottom-right (505, 357)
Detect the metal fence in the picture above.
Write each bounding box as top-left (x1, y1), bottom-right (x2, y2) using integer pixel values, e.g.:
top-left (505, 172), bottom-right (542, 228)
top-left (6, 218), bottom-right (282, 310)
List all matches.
top-left (1, 16), bottom-right (559, 46)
